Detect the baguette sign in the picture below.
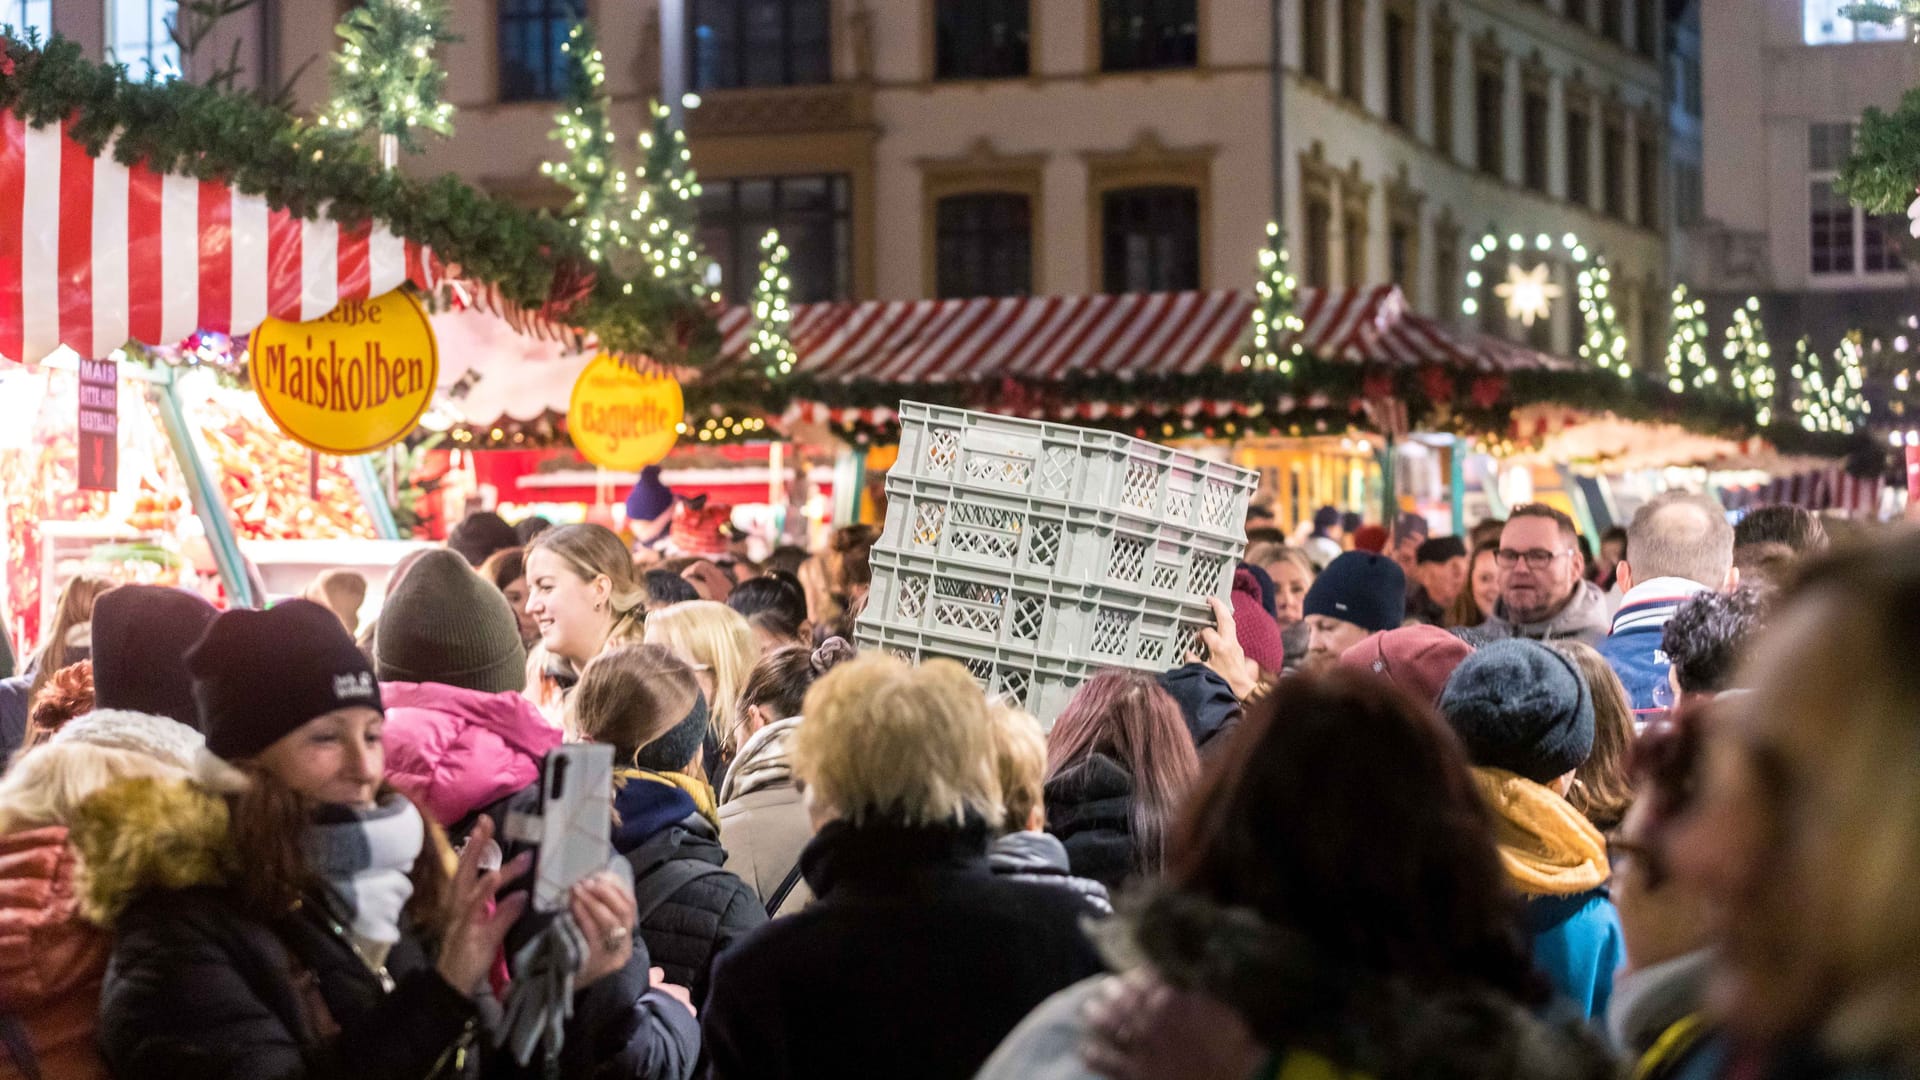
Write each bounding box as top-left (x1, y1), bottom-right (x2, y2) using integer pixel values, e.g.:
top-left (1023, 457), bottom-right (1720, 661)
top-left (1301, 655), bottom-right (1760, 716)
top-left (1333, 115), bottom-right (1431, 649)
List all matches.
top-left (249, 289), bottom-right (439, 455)
top-left (568, 354), bottom-right (683, 471)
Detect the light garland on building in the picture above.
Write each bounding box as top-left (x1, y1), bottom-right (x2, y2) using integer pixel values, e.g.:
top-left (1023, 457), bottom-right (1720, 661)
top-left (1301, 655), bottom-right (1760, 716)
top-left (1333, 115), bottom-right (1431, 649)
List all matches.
top-left (1664, 284), bottom-right (1716, 393)
top-left (634, 99), bottom-right (717, 303)
top-left (1239, 222), bottom-right (1305, 374)
top-left (539, 22), bottom-right (628, 266)
top-left (1789, 334), bottom-right (1869, 434)
top-left (749, 230), bottom-right (796, 379)
top-left (1574, 256), bottom-right (1631, 377)
top-left (319, 0), bottom-right (456, 154)
top-left (1721, 296), bottom-right (1777, 426)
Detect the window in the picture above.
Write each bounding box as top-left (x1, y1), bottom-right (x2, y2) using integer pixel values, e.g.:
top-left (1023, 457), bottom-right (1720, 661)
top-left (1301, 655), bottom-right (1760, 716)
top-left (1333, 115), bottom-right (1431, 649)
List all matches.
top-left (1433, 220), bottom-right (1459, 320)
top-left (1636, 0), bottom-right (1658, 55)
top-left (498, 0), bottom-right (584, 101)
top-left (1809, 123), bottom-right (1906, 275)
top-left (7, 1), bottom-right (49, 39)
top-left (1804, 0), bottom-right (1905, 43)
top-left (1389, 221), bottom-right (1414, 294)
top-left (1384, 4), bottom-right (1414, 128)
top-left (1527, 268), bottom-right (1554, 349)
top-left (1566, 106), bottom-right (1592, 206)
top-left (1102, 186), bottom-right (1200, 292)
top-left (690, 0), bottom-right (832, 90)
top-left (108, 0), bottom-right (178, 78)
top-left (937, 0), bottom-right (1028, 79)
top-left (1302, 0), bottom-right (1328, 82)
top-left (1636, 133), bottom-right (1659, 228)
top-left (1522, 88), bottom-right (1549, 193)
top-left (1603, 119), bottom-right (1626, 218)
top-left (1565, 0), bottom-right (1589, 27)
top-left (1344, 210), bottom-right (1368, 286)
top-left (1672, 50), bottom-right (1701, 116)
top-left (1304, 197), bottom-right (1333, 289)
top-left (1100, 0), bottom-right (1199, 72)
top-left (1431, 31), bottom-right (1455, 156)
top-left (1479, 255), bottom-right (1503, 334)
top-left (1339, 0), bottom-right (1364, 102)
top-left (699, 175), bottom-right (853, 303)
top-left (1474, 67), bottom-right (1504, 178)
top-left (1674, 162), bottom-right (1703, 227)
top-left (935, 194), bottom-right (1032, 298)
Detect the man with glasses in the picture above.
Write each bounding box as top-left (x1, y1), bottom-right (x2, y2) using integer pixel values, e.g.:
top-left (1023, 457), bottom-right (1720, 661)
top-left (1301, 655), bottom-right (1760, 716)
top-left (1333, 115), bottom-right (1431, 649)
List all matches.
top-left (1481, 504), bottom-right (1610, 647)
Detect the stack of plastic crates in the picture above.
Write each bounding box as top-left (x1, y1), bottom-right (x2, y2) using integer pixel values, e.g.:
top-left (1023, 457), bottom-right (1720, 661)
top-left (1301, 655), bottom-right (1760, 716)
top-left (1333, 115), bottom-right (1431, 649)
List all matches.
top-left (857, 402), bottom-right (1258, 724)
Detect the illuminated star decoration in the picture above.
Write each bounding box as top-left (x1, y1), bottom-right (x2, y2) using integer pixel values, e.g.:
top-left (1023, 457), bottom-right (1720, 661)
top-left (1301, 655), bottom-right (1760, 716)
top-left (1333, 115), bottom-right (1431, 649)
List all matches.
top-left (1493, 263), bottom-right (1562, 328)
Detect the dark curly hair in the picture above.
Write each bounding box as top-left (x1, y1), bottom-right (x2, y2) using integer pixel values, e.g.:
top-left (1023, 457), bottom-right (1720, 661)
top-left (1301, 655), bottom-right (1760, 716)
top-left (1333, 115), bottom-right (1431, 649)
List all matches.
top-left (25, 660), bottom-right (95, 750)
top-left (1661, 587), bottom-right (1767, 694)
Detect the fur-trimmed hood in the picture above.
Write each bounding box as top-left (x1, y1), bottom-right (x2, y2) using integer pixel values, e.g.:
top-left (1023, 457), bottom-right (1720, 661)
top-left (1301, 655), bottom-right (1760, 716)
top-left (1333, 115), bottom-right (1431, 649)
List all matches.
top-left (66, 776), bottom-right (233, 927)
top-left (1099, 888), bottom-right (1618, 1080)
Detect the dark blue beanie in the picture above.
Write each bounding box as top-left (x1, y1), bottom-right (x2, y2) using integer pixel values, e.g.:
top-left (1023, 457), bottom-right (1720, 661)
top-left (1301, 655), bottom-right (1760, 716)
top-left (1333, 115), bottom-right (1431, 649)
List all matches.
top-left (1438, 639), bottom-right (1595, 784)
top-left (1302, 551), bottom-right (1406, 634)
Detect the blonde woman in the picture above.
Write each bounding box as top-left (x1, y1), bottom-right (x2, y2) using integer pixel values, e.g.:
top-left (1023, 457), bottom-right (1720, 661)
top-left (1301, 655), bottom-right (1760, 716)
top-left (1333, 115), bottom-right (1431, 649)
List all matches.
top-left (1666, 531), bottom-right (1920, 1078)
top-left (522, 524), bottom-right (648, 714)
top-left (0, 712), bottom-right (201, 1080)
top-left (1, 576), bottom-right (113, 760)
top-left (699, 655), bottom-right (1104, 1080)
top-left (644, 601), bottom-right (757, 786)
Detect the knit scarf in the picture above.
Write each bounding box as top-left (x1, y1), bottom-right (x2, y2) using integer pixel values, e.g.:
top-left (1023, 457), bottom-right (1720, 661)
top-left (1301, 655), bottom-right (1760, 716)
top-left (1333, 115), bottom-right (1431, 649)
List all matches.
top-left (616, 767), bottom-right (720, 832)
top-left (304, 794), bottom-right (424, 954)
top-left (1470, 767), bottom-right (1609, 897)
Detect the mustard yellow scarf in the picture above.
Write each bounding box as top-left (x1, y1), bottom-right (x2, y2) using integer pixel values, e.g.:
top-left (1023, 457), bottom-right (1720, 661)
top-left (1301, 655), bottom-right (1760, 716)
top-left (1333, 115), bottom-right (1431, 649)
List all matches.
top-left (616, 767), bottom-right (721, 833)
top-left (1471, 767), bottom-right (1610, 897)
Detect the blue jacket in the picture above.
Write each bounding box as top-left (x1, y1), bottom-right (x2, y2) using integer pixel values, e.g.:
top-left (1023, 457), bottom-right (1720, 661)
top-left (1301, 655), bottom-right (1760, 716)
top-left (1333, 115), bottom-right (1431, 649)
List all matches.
top-left (1597, 580), bottom-right (1709, 722)
top-left (1526, 887), bottom-right (1625, 1020)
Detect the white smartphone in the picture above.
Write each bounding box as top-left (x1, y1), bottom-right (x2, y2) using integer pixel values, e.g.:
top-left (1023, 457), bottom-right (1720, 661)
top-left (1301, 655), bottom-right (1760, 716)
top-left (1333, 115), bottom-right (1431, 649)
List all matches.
top-left (529, 743), bottom-right (614, 914)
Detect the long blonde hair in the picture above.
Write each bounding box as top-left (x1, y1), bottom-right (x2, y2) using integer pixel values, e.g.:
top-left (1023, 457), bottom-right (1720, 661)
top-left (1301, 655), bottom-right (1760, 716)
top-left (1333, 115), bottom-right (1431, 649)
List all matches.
top-left (30, 575), bottom-right (113, 703)
top-left (643, 601), bottom-right (757, 760)
top-left (0, 741), bottom-right (188, 835)
top-left (1720, 533), bottom-right (1920, 1060)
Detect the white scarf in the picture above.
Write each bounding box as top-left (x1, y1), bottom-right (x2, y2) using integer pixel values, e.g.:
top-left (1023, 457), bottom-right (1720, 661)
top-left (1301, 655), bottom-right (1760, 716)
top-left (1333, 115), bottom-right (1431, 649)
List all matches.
top-left (304, 793), bottom-right (424, 946)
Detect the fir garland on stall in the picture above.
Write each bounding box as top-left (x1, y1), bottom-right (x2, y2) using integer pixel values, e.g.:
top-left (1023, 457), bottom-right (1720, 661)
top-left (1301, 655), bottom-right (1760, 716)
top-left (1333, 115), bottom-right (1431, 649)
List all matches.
top-left (318, 0), bottom-right (456, 155)
top-left (0, 35), bottom-right (720, 367)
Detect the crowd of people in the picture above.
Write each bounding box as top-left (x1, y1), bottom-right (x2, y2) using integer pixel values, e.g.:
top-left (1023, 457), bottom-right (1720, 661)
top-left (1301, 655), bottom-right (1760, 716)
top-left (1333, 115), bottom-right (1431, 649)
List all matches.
top-left (0, 485), bottom-right (1912, 1080)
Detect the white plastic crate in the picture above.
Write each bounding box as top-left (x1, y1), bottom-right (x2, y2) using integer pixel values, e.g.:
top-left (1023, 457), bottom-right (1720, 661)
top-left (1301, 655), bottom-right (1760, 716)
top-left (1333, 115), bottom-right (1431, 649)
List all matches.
top-left (855, 616), bottom-right (1108, 725)
top-left (878, 474), bottom-right (1242, 609)
top-left (866, 547), bottom-right (1211, 670)
top-left (892, 401), bottom-right (1259, 541)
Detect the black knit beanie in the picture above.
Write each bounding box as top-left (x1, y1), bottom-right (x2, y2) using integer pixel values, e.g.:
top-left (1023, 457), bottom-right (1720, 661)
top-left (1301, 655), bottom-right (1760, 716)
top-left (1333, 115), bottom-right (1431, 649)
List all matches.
top-left (374, 549), bottom-right (528, 694)
top-left (632, 691), bottom-right (710, 773)
top-left (90, 585), bottom-right (218, 729)
top-left (188, 599), bottom-right (384, 760)
top-left (1438, 639), bottom-right (1595, 784)
top-left (1303, 551), bottom-right (1407, 634)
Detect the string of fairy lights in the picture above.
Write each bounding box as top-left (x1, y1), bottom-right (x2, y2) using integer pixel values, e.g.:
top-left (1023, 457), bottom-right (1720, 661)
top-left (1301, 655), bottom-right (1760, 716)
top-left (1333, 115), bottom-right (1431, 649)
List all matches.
top-left (1664, 284), bottom-right (1716, 393)
top-left (539, 23), bottom-right (628, 265)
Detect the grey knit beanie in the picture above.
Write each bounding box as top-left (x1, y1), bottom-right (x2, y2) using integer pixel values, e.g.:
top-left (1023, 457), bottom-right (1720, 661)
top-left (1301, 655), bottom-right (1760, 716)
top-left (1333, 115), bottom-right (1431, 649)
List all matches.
top-left (375, 550), bottom-right (529, 694)
top-left (1438, 639), bottom-right (1595, 784)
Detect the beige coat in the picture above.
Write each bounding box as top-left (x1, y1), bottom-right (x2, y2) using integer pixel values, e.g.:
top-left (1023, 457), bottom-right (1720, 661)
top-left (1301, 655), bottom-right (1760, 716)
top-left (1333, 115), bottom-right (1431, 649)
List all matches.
top-left (717, 716), bottom-right (814, 917)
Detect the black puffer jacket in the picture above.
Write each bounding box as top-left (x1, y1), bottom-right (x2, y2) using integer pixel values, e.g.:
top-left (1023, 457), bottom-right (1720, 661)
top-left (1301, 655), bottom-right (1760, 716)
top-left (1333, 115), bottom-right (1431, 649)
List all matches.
top-left (613, 781), bottom-right (767, 1006)
top-left (988, 830), bottom-right (1113, 915)
top-left (1043, 753), bottom-right (1141, 890)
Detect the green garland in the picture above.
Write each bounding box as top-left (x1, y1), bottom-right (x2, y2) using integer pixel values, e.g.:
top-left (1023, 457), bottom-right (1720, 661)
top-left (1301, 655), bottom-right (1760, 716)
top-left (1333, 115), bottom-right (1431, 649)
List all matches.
top-left (0, 36), bottom-right (719, 367)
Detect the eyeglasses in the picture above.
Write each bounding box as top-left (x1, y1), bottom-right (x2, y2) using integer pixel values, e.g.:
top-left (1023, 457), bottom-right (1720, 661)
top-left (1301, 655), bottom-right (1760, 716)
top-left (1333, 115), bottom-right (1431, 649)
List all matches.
top-left (1494, 548), bottom-right (1571, 571)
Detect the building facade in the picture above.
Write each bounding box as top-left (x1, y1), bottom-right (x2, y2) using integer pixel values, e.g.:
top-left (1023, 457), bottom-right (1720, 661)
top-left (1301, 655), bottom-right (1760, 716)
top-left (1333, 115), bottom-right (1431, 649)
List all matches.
top-left (1691, 0), bottom-right (1919, 347)
top-left (32, 0), bottom-right (1678, 364)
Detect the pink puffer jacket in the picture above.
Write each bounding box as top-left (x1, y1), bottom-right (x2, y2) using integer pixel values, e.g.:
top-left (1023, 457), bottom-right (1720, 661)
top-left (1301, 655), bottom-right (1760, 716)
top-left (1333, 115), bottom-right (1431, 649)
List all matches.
top-left (381, 681), bottom-right (562, 827)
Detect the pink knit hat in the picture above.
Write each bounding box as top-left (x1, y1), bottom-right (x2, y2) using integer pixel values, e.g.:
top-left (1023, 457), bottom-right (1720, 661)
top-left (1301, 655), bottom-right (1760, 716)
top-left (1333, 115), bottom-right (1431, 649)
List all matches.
top-left (1338, 625), bottom-right (1475, 706)
top-left (1231, 566), bottom-right (1287, 674)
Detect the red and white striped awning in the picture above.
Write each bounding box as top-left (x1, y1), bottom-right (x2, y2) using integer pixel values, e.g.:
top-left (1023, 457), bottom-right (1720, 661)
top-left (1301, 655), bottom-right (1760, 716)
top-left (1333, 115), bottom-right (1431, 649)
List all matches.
top-left (0, 116), bottom-right (439, 367)
top-left (713, 285), bottom-right (1574, 385)
top-left (1721, 466), bottom-right (1885, 518)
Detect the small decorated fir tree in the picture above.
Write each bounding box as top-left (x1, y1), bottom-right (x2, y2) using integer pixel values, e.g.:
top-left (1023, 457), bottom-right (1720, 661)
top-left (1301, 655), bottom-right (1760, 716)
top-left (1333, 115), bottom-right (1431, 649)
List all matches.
top-left (319, 0), bottom-right (456, 159)
top-left (1721, 297), bottom-right (1778, 426)
top-left (1789, 334), bottom-right (1870, 434)
top-left (540, 22), bottom-right (628, 265)
top-left (1664, 284), bottom-right (1715, 393)
top-left (1239, 223), bottom-right (1305, 374)
top-left (633, 99), bottom-right (715, 303)
top-left (749, 230), bottom-right (796, 379)
top-left (1575, 257), bottom-right (1631, 377)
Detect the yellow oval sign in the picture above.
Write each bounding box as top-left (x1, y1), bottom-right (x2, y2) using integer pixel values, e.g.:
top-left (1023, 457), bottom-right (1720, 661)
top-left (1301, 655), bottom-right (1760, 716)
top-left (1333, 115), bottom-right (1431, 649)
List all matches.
top-left (249, 289), bottom-right (439, 456)
top-left (568, 354), bottom-right (683, 470)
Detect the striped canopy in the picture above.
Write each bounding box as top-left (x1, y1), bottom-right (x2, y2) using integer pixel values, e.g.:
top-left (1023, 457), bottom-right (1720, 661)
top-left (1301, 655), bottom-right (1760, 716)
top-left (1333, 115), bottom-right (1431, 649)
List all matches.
top-left (0, 116), bottom-right (438, 366)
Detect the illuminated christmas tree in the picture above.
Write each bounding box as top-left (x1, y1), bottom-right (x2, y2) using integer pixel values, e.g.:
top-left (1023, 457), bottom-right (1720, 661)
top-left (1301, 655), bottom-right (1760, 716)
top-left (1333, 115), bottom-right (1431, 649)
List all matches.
top-left (1239, 223), bottom-right (1305, 374)
top-left (1664, 284), bottom-right (1715, 393)
top-left (1575, 256), bottom-right (1631, 377)
top-left (1721, 297), bottom-right (1778, 426)
top-left (540, 22), bottom-right (628, 266)
top-left (633, 99), bottom-right (716, 303)
top-left (1789, 334), bottom-right (1870, 434)
top-left (749, 230), bottom-right (796, 379)
top-left (319, 0), bottom-right (456, 160)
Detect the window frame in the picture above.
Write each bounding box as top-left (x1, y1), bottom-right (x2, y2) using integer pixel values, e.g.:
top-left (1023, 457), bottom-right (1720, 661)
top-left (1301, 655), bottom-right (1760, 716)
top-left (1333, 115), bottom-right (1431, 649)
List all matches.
top-left (1430, 12), bottom-right (1456, 158)
top-left (933, 192), bottom-right (1034, 298)
top-left (1807, 121), bottom-right (1905, 277)
top-left (1100, 185), bottom-right (1202, 293)
top-left (497, 0), bottom-right (587, 103)
top-left (1473, 64), bottom-right (1504, 180)
top-left (107, 0), bottom-right (179, 79)
top-left (1636, 130), bottom-right (1659, 229)
top-left (698, 173), bottom-right (855, 304)
top-left (1565, 98), bottom-right (1592, 207)
top-left (1522, 85), bottom-right (1550, 193)
top-left (1384, 0), bottom-right (1415, 128)
top-left (8, 0), bottom-right (50, 40)
top-left (688, 0), bottom-right (834, 92)
top-left (934, 0), bottom-right (1030, 81)
top-left (1097, 0), bottom-right (1200, 73)
top-left (1803, 0), bottom-right (1907, 44)
top-left (1339, 0), bottom-right (1365, 103)
top-left (1301, 0), bottom-right (1328, 83)
top-left (1602, 114), bottom-right (1627, 219)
